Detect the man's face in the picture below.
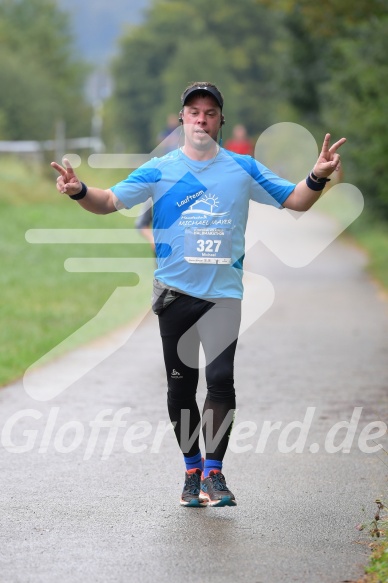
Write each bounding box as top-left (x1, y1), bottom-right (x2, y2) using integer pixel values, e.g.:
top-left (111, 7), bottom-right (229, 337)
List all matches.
top-left (181, 94), bottom-right (222, 151)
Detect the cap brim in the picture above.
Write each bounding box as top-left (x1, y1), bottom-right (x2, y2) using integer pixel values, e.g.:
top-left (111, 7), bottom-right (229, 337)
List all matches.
top-left (182, 86), bottom-right (223, 109)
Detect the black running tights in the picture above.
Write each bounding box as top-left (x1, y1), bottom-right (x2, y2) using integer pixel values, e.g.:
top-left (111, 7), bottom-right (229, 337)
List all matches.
top-left (158, 294), bottom-right (241, 461)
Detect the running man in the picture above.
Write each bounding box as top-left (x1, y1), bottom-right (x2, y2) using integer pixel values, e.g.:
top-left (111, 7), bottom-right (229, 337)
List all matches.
top-left (51, 82), bottom-right (345, 507)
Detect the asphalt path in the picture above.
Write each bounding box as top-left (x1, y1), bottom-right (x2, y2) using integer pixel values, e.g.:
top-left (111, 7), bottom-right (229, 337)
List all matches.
top-left (1, 206), bottom-right (387, 583)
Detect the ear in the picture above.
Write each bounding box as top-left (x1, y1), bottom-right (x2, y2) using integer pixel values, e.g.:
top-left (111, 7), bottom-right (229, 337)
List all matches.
top-left (178, 110), bottom-right (183, 123)
top-left (221, 115), bottom-right (225, 126)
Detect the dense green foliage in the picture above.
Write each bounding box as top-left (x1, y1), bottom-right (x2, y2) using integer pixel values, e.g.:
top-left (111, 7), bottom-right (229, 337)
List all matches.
top-left (109, 0), bottom-right (285, 151)
top-left (1, 0), bottom-right (387, 213)
top-left (259, 0), bottom-right (388, 217)
top-left (109, 0), bottom-right (388, 217)
top-left (2, 0), bottom-right (387, 214)
top-left (321, 17), bottom-right (388, 217)
top-left (0, 0), bottom-right (92, 140)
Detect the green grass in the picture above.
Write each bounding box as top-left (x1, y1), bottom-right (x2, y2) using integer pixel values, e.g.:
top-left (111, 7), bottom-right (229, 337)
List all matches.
top-left (366, 538), bottom-right (388, 583)
top-left (318, 185), bottom-right (388, 294)
top-left (356, 501), bottom-right (388, 583)
top-left (0, 156), bottom-right (154, 386)
top-left (350, 224), bottom-right (388, 291)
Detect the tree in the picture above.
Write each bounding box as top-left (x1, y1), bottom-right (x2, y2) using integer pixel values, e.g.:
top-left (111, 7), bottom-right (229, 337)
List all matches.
top-left (321, 16), bottom-right (388, 216)
top-left (0, 50), bottom-right (59, 140)
top-left (256, 0), bottom-right (388, 216)
top-left (0, 0), bottom-right (91, 140)
top-left (109, 0), bottom-right (388, 218)
top-left (256, 0), bottom-right (388, 37)
top-left (110, 0), bottom-right (286, 152)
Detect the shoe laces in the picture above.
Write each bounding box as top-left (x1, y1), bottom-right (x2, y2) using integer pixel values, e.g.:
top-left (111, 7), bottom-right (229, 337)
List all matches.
top-left (185, 472), bottom-right (200, 495)
top-left (209, 471), bottom-right (229, 491)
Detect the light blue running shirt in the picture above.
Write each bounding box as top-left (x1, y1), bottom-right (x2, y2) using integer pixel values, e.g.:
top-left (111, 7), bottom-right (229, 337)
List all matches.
top-left (111, 148), bottom-right (296, 300)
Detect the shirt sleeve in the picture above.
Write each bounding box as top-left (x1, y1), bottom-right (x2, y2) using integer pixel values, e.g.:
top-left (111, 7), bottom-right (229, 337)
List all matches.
top-left (110, 160), bottom-right (162, 210)
top-left (249, 157), bottom-right (295, 207)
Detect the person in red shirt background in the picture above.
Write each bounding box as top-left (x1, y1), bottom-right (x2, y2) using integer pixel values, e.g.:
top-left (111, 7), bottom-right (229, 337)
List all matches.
top-left (225, 123), bottom-right (253, 155)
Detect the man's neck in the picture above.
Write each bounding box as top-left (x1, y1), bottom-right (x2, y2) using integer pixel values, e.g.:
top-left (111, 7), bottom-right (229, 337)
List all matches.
top-left (182, 143), bottom-right (219, 161)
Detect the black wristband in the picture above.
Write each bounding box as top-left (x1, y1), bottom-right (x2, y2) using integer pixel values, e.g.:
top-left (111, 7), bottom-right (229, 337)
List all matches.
top-left (306, 174), bottom-right (328, 191)
top-left (70, 182), bottom-right (88, 200)
top-left (310, 170), bottom-right (331, 184)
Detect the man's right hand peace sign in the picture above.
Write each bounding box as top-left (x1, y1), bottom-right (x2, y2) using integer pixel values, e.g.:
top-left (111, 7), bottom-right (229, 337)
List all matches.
top-left (51, 158), bottom-right (83, 196)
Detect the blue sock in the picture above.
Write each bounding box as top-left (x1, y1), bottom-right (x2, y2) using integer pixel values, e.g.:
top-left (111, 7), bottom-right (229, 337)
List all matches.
top-left (183, 451), bottom-right (203, 472)
top-left (204, 459), bottom-right (222, 478)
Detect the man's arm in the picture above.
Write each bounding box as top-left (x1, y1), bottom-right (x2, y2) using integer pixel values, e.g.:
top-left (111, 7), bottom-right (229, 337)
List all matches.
top-left (283, 134), bottom-right (346, 212)
top-left (51, 159), bottom-right (118, 215)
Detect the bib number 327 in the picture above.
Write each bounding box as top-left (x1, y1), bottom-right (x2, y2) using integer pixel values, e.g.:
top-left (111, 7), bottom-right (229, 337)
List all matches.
top-left (196, 239), bottom-right (221, 253)
top-left (184, 228), bottom-right (232, 264)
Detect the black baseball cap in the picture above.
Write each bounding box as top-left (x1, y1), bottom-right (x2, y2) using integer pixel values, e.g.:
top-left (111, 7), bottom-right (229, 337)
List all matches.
top-left (181, 85), bottom-right (224, 110)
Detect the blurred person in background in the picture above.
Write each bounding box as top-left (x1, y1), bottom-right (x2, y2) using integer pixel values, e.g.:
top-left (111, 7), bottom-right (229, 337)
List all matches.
top-left (135, 201), bottom-right (154, 252)
top-left (225, 123), bottom-right (253, 155)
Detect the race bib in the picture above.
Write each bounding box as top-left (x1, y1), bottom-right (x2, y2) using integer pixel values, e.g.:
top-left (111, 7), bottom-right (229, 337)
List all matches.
top-left (184, 227), bottom-right (232, 264)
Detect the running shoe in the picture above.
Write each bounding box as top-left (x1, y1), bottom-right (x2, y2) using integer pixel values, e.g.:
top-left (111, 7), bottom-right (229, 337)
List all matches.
top-left (180, 468), bottom-right (207, 507)
top-left (199, 470), bottom-right (237, 507)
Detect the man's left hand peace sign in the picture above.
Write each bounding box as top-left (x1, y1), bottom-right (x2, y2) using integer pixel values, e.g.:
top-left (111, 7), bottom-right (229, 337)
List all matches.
top-left (313, 133), bottom-right (346, 179)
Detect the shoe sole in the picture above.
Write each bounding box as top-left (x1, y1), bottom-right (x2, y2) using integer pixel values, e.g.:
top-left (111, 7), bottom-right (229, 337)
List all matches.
top-left (199, 494), bottom-right (237, 507)
top-left (180, 498), bottom-right (208, 508)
